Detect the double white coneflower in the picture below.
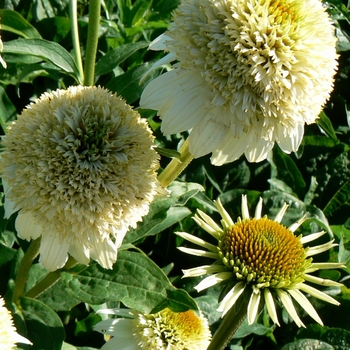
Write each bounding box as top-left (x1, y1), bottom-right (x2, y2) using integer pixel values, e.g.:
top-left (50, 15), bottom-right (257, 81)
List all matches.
top-left (140, 0), bottom-right (338, 165)
top-left (0, 86), bottom-right (164, 271)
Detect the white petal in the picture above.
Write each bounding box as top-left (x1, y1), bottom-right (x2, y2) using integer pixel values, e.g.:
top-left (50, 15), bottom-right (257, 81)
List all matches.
top-left (245, 136), bottom-right (273, 163)
top-left (247, 289), bottom-right (261, 324)
top-left (182, 264), bottom-right (228, 277)
top-left (217, 281), bottom-right (246, 316)
top-left (2, 180), bottom-right (20, 218)
top-left (241, 194), bottom-right (250, 220)
top-left (68, 243), bottom-right (90, 265)
top-left (176, 231), bottom-right (217, 252)
top-left (254, 197), bottom-right (263, 219)
top-left (189, 119), bottom-right (227, 158)
top-left (211, 131), bottom-right (250, 165)
top-left (195, 272), bottom-right (233, 292)
top-left (300, 230), bottom-right (326, 244)
top-left (178, 246), bottom-right (218, 259)
top-left (149, 34), bottom-right (172, 51)
top-left (277, 123), bottom-right (304, 153)
top-left (274, 203), bottom-right (289, 223)
top-left (94, 318), bottom-right (134, 336)
top-left (288, 214), bottom-right (309, 233)
top-left (215, 198), bottom-right (234, 227)
top-left (263, 288), bottom-right (280, 326)
top-left (297, 282), bottom-right (340, 305)
top-left (15, 211), bottom-right (43, 240)
top-left (39, 234), bottom-right (69, 271)
top-left (303, 273), bottom-right (343, 287)
top-left (90, 238), bottom-right (118, 269)
top-left (275, 289), bottom-right (305, 327)
top-left (288, 288), bottom-right (323, 325)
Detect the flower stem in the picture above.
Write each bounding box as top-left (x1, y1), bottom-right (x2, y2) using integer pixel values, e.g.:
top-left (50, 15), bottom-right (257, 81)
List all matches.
top-left (158, 138), bottom-right (194, 187)
top-left (24, 256), bottom-right (78, 299)
top-left (69, 0), bottom-right (84, 83)
top-left (207, 291), bottom-right (249, 350)
top-left (83, 0), bottom-right (101, 86)
top-left (12, 238), bottom-right (41, 304)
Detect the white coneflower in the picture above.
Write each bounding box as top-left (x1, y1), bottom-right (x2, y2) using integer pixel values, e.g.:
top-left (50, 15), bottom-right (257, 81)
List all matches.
top-left (140, 0), bottom-right (338, 165)
top-left (0, 85), bottom-right (164, 271)
top-left (177, 195), bottom-right (344, 327)
top-left (94, 307), bottom-right (211, 350)
top-left (0, 296), bottom-right (32, 349)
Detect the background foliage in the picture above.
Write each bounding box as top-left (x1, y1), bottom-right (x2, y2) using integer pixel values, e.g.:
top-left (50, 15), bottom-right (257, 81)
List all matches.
top-left (0, 0), bottom-right (350, 349)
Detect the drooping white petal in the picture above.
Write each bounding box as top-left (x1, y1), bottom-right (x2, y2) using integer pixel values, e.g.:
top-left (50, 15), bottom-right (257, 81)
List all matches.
top-left (306, 240), bottom-right (338, 257)
top-left (297, 283), bottom-right (340, 305)
top-left (2, 180), bottom-right (20, 218)
top-left (39, 234), bottom-right (69, 271)
top-left (15, 211), bottom-right (43, 240)
top-left (275, 289), bottom-right (305, 328)
top-left (303, 274), bottom-right (343, 287)
top-left (277, 123), bottom-right (304, 153)
top-left (195, 272), bottom-right (233, 292)
top-left (247, 289), bottom-right (261, 325)
top-left (244, 135), bottom-right (274, 163)
top-left (90, 238), bottom-right (118, 270)
top-left (288, 288), bottom-right (323, 325)
top-left (68, 243), bottom-right (90, 266)
top-left (217, 281), bottom-right (246, 317)
top-left (263, 288), bottom-right (280, 326)
top-left (149, 34), bottom-right (172, 51)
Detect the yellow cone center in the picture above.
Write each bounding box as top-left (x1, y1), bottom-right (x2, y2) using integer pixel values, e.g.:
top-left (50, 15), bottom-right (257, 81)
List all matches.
top-left (219, 217), bottom-right (309, 288)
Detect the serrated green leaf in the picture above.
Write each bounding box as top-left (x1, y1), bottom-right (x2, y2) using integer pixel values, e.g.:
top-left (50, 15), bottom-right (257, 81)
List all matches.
top-left (317, 112), bottom-right (338, 141)
top-left (281, 338), bottom-right (334, 350)
top-left (3, 39), bottom-right (81, 83)
top-left (95, 41), bottom-right (149, 76)
top-left (0, 9), bottom-right (42, 38)
top-left (106, 61), bottom-right (160, 103)
top-left (61, 251), bottom-right (197, 314)
top-left (20, 297), bottom-right (65, 350)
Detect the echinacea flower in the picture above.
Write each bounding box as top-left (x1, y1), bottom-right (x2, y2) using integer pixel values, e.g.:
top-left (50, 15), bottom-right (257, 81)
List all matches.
top-left (94, 307), bottom-right (211, 350)
top-left (140, 0), bottom-right (338, 165)
top-left (0, 296), bottom-right (32, 349)
top-left (0, 85), bottom-right (164, 271)
top-left (177, 195), bottom-right (344, 327)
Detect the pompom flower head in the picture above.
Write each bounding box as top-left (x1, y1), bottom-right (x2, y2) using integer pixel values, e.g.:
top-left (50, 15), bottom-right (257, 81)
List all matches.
top-left (0, 85), bottom-right (164, 271)
top-left (140, 0), bottom-right (338, 165)
top-left (94, 307), bottom-right (211, 350)
top-left (0, 296), bottom-right (32, 349)
top-left (177, 195), bottom-right (344, 327)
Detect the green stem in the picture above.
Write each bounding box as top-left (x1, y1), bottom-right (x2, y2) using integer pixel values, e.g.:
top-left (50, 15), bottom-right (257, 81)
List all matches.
top-left (158, 138), bottom-right (194, 188)
top-left (83, 0), bottom-right (101, 86)
top-left (12, 238), bottom-right (41, 304)
top-left (69, 0), bottom-right (84, 83)
top-left (24, 256), bottom-right (78, 299)
top-left (207, 291), bottom-right (249, 350)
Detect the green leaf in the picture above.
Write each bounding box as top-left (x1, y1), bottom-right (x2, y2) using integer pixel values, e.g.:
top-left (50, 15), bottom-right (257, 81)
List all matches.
top-left (0, 9), bottom-right (42, 38)
top-left (124, 181), bottom-right (203, 244)
top-left (317, 112), bottom-right (338, 141)
top-left (106, 61), bottom-right (161, 104)
top-left (296, 325), bottom-right (350, 350)
top-left (281, 339), bottom-right (334, 350)
top-left (95, 41), bottom-right (149, 76)
top-left (323, 179), bottom-right (350, 218)
top-left (61, 250), bottom-right (197, 314)
top-left (3, 39), bottom-right (81, 83)
top-left (327, 0), bottom-right (350, 23)
top-left (270, 146), bottom-right (306, 198)
top-left (20, 297), bottom-right (65, 350)
top-left (0, 85), bottom-right (17, 133)
top-left (131, 0), bottom-right (152, 26)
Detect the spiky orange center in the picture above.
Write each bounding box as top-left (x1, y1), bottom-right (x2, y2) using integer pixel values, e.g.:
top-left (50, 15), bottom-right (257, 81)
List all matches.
top-left (219, 217), bottom-right (309, 288)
